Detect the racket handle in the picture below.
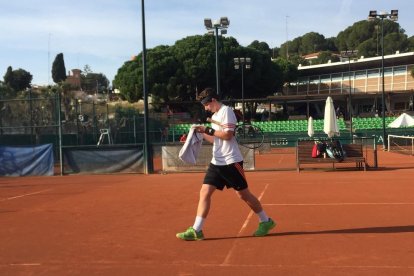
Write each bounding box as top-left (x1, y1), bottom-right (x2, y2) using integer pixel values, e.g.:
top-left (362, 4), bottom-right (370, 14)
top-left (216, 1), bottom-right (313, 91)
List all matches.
top-left (206, 118), bottom-right (221, 126)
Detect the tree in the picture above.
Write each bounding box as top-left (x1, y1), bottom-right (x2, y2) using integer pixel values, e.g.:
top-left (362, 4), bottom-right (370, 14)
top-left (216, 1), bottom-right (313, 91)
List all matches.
top-left (3, 66), bottom-right (32, 92)
top-left (0, 80), bottom-right (15, 99)
top-left (408, 36), bottom-right (414, 51)
top-left (300, 32), bottom-right (327, 54)
top-left (112, 17), bottom-right (413, 105)
top-left (279, 37), bottom-right (301, 58)
top-left (273, 58), bottom-right (298, 86)
top-left (313, 51), bottom-right (340, 65)
top-left (80, 66), bottom-right (110, 94)
top-left (113, 35), bottom-right (283, 105)
top-left (83, 64), bottom-right (92, 75)
top-left (3, 66), bottom-right (13, 86)
top-left (383, 32), bottom-right (409, 54)
top-left (357, 38), bottom-right (377, 57)
top-left (52, 53), bottom-right (67, 83)
top-left (336, 19), bottom-right (407, 54)
top-left (325, 37), bottom-right (338, 52)
top-left (113, 59), bottom-right (142, 102)
top-left (248, 40), bottom-right (272, 56)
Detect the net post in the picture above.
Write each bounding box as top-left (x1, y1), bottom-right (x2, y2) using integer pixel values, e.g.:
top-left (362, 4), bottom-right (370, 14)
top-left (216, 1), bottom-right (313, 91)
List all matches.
top-left (387, 134), bottom-right (390, 152)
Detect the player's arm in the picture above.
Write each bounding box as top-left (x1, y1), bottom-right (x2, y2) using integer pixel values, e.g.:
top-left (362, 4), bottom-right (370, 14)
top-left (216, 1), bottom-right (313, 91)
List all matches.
top-left (194, 126), bottom-right (234, 141)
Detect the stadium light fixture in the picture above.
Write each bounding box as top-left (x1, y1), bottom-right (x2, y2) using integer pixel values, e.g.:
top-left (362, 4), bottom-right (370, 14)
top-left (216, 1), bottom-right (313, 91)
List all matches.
top-left (340, 50), bottom-right (358, 140)
top-left (367, 9), bottom-right (398, 150)
top-left (204, 17), bottom-right (230, 97)
top-left (234, 57), bottom-right (251, 123)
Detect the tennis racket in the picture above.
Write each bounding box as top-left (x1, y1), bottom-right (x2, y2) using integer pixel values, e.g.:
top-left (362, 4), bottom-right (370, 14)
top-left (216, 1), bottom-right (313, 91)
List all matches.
top-left (206, 118), bottom-right (264, 149)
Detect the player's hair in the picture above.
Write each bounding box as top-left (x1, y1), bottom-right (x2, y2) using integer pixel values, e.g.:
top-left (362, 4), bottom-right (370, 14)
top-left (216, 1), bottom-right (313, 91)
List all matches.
top-left (197, 88), bottom-right (219, 104)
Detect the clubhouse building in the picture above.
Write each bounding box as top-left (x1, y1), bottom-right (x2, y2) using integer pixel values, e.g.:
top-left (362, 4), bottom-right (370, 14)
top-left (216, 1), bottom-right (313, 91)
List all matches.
top-left (270, 51), bottom-right (414, 119)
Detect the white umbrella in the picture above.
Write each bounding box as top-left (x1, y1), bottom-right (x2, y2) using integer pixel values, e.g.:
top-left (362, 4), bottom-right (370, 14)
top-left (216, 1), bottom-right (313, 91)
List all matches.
top-left (323, 96), bottom-right (339, 138)
top-left (307, 116), bottom-right (314, 137)
top-left (388, 113), bottom-right (414, 128)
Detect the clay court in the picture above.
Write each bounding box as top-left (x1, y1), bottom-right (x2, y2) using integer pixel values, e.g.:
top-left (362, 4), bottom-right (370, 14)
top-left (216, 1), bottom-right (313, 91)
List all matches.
top-left (1, 150), bottom-right (414, 275)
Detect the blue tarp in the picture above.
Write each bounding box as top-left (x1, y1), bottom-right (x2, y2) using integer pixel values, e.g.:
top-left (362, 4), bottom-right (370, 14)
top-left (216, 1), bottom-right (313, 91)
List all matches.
top-left (62, 146), bottom-right (144, 174)
top-left (0, 144), bottom-right (54, 176)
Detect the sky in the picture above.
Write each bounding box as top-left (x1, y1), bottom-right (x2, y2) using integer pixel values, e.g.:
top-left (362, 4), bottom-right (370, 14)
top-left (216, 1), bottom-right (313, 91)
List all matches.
top-left (0, 0), bottom-right (413, 86)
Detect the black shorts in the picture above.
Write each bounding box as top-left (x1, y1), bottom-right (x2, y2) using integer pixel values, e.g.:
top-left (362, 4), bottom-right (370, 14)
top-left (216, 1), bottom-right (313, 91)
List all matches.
top-left (203, 161), bottom-right (248, 191)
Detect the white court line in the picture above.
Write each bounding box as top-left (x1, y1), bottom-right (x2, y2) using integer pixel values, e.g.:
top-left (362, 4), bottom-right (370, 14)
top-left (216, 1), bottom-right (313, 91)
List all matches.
top-left (9, 263), bottom-right (41, 266)
top-left (263, 202), bottom-right (414, 206)
top-left (221, 183), bottom-right (270, 266)
top-left (0, 189), bottom-right (52, 202)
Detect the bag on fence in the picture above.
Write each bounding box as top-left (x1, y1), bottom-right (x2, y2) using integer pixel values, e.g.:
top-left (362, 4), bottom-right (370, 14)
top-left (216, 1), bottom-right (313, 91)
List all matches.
top-left (325, 140), bottom-right (345, 161)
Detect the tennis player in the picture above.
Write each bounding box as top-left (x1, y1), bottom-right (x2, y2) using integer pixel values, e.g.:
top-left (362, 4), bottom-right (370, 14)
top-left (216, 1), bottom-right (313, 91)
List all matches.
top-left (176, 88), bottom-right (275, 241)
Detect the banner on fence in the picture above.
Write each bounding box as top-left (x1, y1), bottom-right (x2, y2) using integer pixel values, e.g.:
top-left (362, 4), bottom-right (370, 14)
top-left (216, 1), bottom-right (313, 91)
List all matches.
top-left (62, 146), bottom-right (144, 174)
top-left (0, 144), bottom-right (54, 176)
top-left (162, 145), bottom-right (255, 172)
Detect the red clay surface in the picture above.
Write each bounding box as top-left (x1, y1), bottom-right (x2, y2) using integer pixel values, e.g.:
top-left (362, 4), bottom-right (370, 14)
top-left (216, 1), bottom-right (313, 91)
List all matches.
top-left (1, 150), bottom-right (414, 275)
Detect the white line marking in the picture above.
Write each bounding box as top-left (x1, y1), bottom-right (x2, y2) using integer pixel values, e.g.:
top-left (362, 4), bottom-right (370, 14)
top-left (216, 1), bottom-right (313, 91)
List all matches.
top-left (204, 263), bottom-right (414, 269)
top-left (0, 189), bottom-right (52, 202)
top-left (263, 202), bottom-right (414, 206)
top-left (9, 263), bottom-right (41, 266)
top-left (221, 183), bottom-right (270, 266)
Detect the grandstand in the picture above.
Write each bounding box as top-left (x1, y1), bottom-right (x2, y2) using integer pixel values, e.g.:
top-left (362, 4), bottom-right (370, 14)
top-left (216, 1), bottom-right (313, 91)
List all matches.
top-left (168, 116), bottom-right (414, 139)
top-left (252, 119), bottom-right (346, 133)
top-left (168, 118), bottom-right (348, 135)
top-left (352, 117), bottom-right (397, 130)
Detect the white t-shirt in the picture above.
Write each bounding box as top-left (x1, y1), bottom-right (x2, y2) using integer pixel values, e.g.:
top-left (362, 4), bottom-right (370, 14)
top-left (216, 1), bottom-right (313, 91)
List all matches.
top-left (210, 105), bottom-right (243, 165)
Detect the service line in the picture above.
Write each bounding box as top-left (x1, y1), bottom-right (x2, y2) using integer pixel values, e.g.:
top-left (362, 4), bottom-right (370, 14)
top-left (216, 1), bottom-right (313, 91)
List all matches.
top-left (0, 189), bottom-right (52, 202)
top-left (263, 202), bottom-right (414, 206)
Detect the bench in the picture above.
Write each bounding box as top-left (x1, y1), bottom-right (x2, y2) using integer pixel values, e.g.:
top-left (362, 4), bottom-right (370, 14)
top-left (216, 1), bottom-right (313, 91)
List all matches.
top-left (296, 140), bottom-right (366, 172)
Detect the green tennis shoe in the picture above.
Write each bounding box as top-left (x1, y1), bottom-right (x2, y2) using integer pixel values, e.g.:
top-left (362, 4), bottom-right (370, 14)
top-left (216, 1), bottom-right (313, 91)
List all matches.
top-left (254, 218), bottom-right (276, 237)
top-left (176, 227), bottom-right (205, 241)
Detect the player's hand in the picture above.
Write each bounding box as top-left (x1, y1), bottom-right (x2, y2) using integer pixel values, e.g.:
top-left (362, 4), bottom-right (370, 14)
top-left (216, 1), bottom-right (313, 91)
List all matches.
top-left (194, 126), bottom-right (205, 133)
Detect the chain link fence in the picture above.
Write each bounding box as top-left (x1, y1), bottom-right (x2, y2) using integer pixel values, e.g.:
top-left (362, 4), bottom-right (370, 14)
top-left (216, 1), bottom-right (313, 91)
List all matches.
top-left (1, 94), bottom-right (388, 173)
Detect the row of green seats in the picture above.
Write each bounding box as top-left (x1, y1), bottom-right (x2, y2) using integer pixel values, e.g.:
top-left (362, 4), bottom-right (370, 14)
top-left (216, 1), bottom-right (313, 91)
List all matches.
top-left (352, 117), bottom-right (396, 129)
top-left (169, 118), bottom-right (354, 134)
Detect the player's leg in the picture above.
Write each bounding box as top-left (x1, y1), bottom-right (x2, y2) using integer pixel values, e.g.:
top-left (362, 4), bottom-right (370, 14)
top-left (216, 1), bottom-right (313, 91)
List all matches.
top-left (236, 188), bottom-right (262, 213)
top-left (236, 188), bottom-right (276, 237)
top-left (176, 184), bottom-right (216, 241)
top-left (196, 184), bottom-right (217, 218)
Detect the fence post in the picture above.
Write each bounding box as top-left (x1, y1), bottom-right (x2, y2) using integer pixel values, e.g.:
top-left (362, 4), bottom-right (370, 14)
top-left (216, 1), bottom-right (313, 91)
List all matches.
top-left (92, 101), bottom-right (97, 143)
top-left (57, 92), bottom-right (63, 175)
top-left (373, 135), bottom-right (378, 168)
top-left (29, 89), bottom-right (34, 144)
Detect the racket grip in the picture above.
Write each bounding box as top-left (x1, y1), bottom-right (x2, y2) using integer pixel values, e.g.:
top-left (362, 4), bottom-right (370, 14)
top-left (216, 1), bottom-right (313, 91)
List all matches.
top-left (206, 118), bottom-right (221, 126)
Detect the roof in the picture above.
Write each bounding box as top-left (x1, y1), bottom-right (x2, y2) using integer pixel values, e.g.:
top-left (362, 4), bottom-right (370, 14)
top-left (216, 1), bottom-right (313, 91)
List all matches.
top-left (298, 51), bottom-right (414, 76)
top-left (302, 52), bottom-right (320, 60)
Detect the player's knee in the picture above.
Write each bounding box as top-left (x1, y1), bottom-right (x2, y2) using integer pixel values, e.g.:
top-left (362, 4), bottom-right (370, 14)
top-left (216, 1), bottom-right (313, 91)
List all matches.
top-left (236, 190), bottom-right (250, 201)
top-left (200, 185), bottom-right (214, 199)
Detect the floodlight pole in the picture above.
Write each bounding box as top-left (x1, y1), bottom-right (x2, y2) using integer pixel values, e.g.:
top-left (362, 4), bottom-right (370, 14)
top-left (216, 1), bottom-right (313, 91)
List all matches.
top-left (368, 10), bottom-right (398, 150)
top-left (204, 17), bottom-right (229, 97)
top-left (341, 50), bottom-right (357, 140)
top-left (214, 27), bottom-right (220, 96)
top-left (141, 0), bottom-right (153, 174)
top-left (380, 17), bottom-right (386, 149)
top-left (234, 57), bottom-right (251, 123)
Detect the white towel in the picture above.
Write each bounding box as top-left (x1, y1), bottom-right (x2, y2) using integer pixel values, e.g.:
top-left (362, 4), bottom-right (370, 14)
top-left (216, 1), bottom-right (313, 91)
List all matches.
top-left (178, 125), bottom-right (204, 164)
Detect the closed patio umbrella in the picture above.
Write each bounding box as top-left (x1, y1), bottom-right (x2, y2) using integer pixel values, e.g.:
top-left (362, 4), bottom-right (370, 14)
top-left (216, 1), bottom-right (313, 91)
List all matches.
top-left (307, 116), bottom-right (314, 137)
top-left (323, 96), bottom-right (339, 138)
